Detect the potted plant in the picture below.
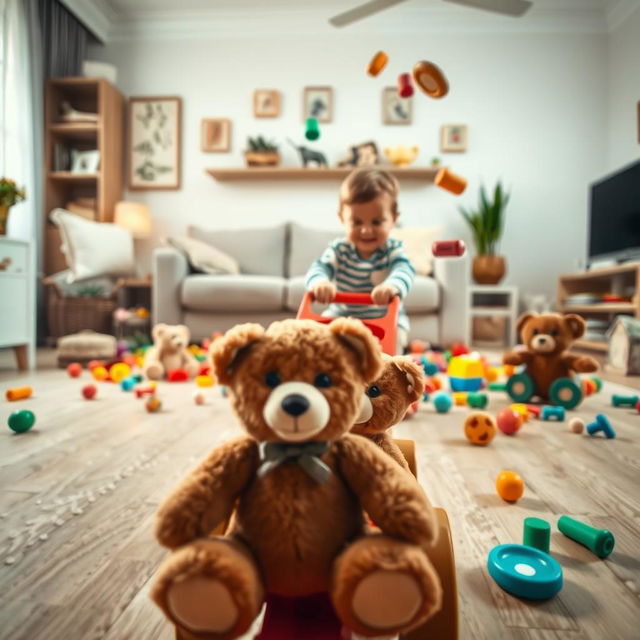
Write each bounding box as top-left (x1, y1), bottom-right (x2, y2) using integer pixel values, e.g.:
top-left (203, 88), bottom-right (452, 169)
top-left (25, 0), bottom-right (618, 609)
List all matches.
top-left (0, 178), bottom-right (26, 235)
top-left (459, 181), bottom-right (509, 285)
top-left (245, 136), bottom-right (280, 167)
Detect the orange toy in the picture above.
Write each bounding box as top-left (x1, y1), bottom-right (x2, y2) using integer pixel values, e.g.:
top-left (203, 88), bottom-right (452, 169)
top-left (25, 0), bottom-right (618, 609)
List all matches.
top-left (109, 362), bottom-right (131, 383)
top-left (435, 168), bottom-right (467, 195)
top-left (67, 362), bottom-right (82, 378)
top-left (464, 412), bottom-right (496, 446)
top-left (367, 50), bottom-right (388, 76)
top-left (496, 471), bottom-right (525, 502)
top-left (92, 366), bottom-right (108, 381)
top-left (412, 60), bottom-right (449, 98)
top-left (582, 378), bottom-right (597, 396)
top-left (5, 386), bottom-right (33, 402)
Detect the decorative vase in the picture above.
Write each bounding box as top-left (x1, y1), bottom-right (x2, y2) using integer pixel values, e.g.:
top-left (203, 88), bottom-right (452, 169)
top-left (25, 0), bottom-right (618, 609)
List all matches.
top-left (0, 205), bottom-right (9, 235)
top-left (472, 254), bottom-right (506, 285)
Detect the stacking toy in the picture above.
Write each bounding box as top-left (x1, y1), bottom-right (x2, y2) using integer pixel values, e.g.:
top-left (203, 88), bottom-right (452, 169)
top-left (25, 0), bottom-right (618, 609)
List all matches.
top-left (435, 167), bottom-right (467, 195)
top-left (467, 392), bottom-right (488, 409)
top-left (412, 60), bottom-right (449, 98)
top-left (5, 386), bottom-right (33, 402)
top-left (558, 515), bottom-right (615, 558)
top-left (8, 410), bottom-right (36, 433)
top-left (591, 377), bottom-right (602, 392)
top-left (304, 117), bottom-right (320, 141)
top-left (433, 391), bottom-right (452, 413)
top-left (496, 471), bottom-right (524, 502)
top-left (611, 393), bottom-right (638, 407)
top-left (432, 240), bottom-right (465, 257)
top-left (541, 405), bottom-right (565, 421)
top-left (523, 517), bottom-right (551, 553)
top-left (397, 72), bottom-right (414, 98)
top-left (586, 413), bottom-right (616, 438)
top-left (366, 50), bottom-right (388, 76)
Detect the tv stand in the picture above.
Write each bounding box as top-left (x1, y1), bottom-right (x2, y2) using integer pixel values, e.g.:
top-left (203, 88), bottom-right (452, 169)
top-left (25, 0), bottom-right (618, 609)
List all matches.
top-left (557, 261), bottom-right (640, 352)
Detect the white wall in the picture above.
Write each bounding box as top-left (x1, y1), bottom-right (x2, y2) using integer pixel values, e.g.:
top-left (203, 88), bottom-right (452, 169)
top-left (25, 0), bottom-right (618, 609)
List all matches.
top-left (87, 26), bottom-right (612, 301)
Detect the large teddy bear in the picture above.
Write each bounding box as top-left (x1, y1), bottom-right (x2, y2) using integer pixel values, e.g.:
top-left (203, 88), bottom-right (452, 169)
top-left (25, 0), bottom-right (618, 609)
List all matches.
top-left (143, 323), bottom-right (199, 380)
top-left (151, 318), bottom-right (442, 640)
top-left (503, 312), bottom-right (598, 399)
top-left (352, 354), bottom-right (425, 472)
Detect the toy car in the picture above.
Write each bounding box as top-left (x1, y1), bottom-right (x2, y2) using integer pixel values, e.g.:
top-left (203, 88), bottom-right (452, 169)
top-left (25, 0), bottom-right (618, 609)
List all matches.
top-left (506, 373), bottom-right (583, 409)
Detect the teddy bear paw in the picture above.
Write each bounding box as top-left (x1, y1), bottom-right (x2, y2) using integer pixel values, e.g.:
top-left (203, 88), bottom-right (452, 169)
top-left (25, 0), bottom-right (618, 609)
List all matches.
top-left (145, 363), bottom-right (164, 380)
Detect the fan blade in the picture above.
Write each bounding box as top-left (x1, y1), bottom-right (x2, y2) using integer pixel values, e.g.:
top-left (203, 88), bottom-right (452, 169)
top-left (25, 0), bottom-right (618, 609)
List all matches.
top-left (329, 0), bottom-right (409, 27)
top-left (442, 0), bottom-right (532, 17)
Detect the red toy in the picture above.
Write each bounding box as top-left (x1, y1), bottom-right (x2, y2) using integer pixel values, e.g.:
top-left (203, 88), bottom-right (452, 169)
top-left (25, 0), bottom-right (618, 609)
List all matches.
top-left (167, 369), bottom-right (189, 382)
top-left (450, 343), bottom-right (469, 357)
top-left (397, 72), bottom-right (414, 98)
top-left (496, 408), bottom-right (523, 435)
top-left (67, 362), bottom-right (82, 378)
top-left (87, 359), bottom-right (104, 371)
top-left (134, 384), bottom-right (156, 398)
top-left (82, 384), bottom-right (97, 400)
top-left (432, 240), bottom-right (466, 257)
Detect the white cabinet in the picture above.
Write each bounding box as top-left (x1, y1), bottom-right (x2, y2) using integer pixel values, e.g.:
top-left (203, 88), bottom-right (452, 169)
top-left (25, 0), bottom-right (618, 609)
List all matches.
top-left (0, 237), bottom-right (35, 370)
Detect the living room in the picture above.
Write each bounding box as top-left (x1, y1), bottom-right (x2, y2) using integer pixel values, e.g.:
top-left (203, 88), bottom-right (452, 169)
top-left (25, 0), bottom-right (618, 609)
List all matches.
top-left (1, 1), bottom-right (639, 639)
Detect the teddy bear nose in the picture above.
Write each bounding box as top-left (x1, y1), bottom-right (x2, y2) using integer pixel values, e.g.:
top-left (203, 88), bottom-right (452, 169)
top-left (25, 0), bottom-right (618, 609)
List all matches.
top-left (281, 393), bottom-right (310, 417)
top-left (538, 337), bottom-right (546, 343)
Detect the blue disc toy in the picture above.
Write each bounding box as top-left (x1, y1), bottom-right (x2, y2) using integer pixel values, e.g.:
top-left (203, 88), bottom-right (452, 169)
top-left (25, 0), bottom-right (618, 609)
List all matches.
top-left (487, 543), bottom-right (563, 600)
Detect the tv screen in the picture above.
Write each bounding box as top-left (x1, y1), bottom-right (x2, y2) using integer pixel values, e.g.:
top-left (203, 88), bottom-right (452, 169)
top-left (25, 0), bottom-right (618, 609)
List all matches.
top-left (588, 159), bottom-right (640, 263)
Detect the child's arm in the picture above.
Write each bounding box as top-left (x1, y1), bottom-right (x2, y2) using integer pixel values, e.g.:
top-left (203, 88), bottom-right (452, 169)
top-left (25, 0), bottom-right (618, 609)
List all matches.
top-left (305, 242), bottom-right (339, 303)
top-left (372, 242), bottom-right (416, 305)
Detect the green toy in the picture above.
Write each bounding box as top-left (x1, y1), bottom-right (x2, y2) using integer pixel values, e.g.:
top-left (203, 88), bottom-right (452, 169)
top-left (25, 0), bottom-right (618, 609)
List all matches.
top-left (305, 118), bottom-right (320, 141)
top-left (488, 382), bottom-right (507, 391)
top-left (467, 392), bottom-right (488, 409)
top-left (611, 393), bottom-right (639, 408)
top-left (558, 515), bottom-right (615, 559)
top-left (523, 517), bottom-right (551, 553)
top-left (8, 409), bottom-right (36, 433)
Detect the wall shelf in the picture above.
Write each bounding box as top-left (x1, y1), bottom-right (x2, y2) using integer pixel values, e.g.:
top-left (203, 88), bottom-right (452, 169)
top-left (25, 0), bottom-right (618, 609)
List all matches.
top-left (205, 167), bottom-right (441, 181)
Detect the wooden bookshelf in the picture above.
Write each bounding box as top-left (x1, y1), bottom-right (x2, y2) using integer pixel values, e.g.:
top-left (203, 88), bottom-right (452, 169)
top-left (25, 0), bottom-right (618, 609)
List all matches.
top-left (206, 167), bottom-right (441, 181)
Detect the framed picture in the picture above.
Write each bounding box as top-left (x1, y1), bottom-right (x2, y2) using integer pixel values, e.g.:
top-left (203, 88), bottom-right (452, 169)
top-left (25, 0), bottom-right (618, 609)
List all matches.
top-left (128, 96), bottom-right (181, 190)
top-left (382, 87), bottom-right (412, 125)
top-left (254, 90), bottom-right (280, 118)
top-left (338, 141), bottom-right (380, 168)
top-left (70, 149), bottom-right (100, 174)
top-left (440, 124), bottom-right (468, 152)
top-left (303, 86), bottom-right (333, 123)
top-left (201, 119), bottom-right (231, 152)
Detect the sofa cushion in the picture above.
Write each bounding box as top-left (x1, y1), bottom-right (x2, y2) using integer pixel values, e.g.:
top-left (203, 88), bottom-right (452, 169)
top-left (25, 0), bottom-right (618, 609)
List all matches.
top-left (167, 236), bottom-right (240, 275)
top-left (188, 223), bottom-right (287, 277)
top-left (181, 274), bottom-right (286, 312)
top-left (287, 222), bottom-right (342, 277)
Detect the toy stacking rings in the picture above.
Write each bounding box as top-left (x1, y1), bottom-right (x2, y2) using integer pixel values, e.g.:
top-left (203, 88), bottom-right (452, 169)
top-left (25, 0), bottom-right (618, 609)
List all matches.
top-left (412, 60), bottom-right (449, 98)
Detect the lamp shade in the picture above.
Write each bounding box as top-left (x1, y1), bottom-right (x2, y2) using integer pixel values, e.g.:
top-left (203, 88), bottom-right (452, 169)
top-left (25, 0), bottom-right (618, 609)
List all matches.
top-left (114, 201), bottom-right (151, 238)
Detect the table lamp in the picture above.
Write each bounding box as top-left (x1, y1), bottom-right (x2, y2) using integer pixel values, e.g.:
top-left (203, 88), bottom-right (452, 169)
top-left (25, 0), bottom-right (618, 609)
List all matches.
top-left (114, 201), bottom-right (151, 238)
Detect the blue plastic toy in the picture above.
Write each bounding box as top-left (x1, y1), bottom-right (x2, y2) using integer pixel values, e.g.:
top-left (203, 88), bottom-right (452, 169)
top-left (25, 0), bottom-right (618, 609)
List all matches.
top-left (586, 413), bottom-right (616, 439)
top-left (120, 376), bottom-right (137, 391)
top-left (541, 405), bottom-right (565, 421)
top-left (421, 358), bottom-right (439, 377)
top-left (433, 391), bottom-right (453, 414)
top-left (487, 543), bottom-right (563, 600)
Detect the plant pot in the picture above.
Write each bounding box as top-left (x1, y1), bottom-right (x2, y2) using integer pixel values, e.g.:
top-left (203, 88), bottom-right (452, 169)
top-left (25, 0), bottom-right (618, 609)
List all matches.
top-left (244, 151), bottom-right (280, 167)
top-left (0, 205), bottom-right (9, 235)
top-left (472, 254), bottom-right (506, 285)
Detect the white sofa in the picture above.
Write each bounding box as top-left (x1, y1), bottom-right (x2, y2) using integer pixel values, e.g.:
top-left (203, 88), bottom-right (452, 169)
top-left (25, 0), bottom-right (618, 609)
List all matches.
top-left (153, 222), bottom-right (469, 346)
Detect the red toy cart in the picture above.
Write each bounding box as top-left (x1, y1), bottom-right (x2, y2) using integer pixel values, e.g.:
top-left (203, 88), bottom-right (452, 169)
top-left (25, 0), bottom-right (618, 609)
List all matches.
top-left (297, 291), bottom-right (400, 355)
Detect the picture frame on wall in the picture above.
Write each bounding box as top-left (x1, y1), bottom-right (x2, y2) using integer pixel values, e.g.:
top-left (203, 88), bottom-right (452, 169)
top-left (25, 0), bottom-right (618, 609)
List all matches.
top-left (254, 90), bottom-right (280, 118)
top-left (303, 86), bottom-right (333, 123)
top-left (440, 124), bottom-right (468, 152)
top-left (128, 96), bottom-right (181, 190)
top-left (70, 149), bottom-right (100, 174)
top-left (201, 119), bottom-right (231, 152)
top-left (382, 87), bottom-right (412, 125)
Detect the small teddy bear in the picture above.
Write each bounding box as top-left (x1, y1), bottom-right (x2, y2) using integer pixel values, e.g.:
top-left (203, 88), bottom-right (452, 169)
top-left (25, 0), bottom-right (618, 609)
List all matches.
top-left (143, 323), bottom-right (199, 380)
top-left (352, 354), bottom-right (425, 472)
top-left (151, 318), bottom-right (442, 640)
top-left (503, 312), bottom-right (598, 400)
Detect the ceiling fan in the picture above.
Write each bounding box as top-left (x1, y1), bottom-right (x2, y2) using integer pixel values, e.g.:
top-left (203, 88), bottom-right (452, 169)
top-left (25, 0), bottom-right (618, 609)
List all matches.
top-left (329, 0), bottom-right (533, 27)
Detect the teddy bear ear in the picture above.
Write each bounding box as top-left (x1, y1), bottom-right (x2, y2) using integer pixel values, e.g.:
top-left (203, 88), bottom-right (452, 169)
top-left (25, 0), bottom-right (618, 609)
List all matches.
top-left (177, 324), bottom-right (190, 340)
top-left (152, 323), bottom-right (168, 342)
top-left (209, 323), bottom-right (265, 385)
top-left (329, 318), bottom-right (383, 383)
top-left (516, 312), bottom-right (537, 337)
top-left (564, 313), bottom-right (586, 339)
top-left (392, 356), bottom-right (425, 403)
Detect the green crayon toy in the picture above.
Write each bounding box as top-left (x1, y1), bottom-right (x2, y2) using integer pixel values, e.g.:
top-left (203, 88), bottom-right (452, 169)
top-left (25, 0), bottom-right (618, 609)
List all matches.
top-left (558, 515), bottom-right (615, 559)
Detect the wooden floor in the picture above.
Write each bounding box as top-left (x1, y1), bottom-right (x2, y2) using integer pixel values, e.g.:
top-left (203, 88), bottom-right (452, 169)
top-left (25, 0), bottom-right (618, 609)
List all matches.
top-left (0, 363), bottom-right (639, 639)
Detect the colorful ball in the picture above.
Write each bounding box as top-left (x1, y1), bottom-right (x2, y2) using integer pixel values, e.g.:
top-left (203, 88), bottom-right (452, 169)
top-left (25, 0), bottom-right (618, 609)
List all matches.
top-left (92, 366), bottom-right (108, 381)
top-left (568, 417), bottom-right (585, 434)
top-left (485, 367), bottom-right (499, 382)
top-left (145, 396), bottom-right (162, 412)
top-left (464, 412), bottom-right (496, 446)
top-left (66, 362), bottom-right (82, 378)
top-left (193, 390), bottom-right (206, 405)
top-left (433, 392), bottom-right (453, 414)
top-left (88, 360), bottom-right (104, 371)
top-left (496, 470), bottom-right (525, 502)
top-left (120, 377), bottom-right (136, 391)
top-left (409, 339), bottom-right (428, 354)
top-left (109, 362), bottom-right (131, 383)
top-left (82, 384), bottom-right (97, 400)
top-left (497, 408), bottom-right (523, 436)
top-left (8, 409), bottom-right (36, 433)
top-left (451, 343), bottom-right (469, 357)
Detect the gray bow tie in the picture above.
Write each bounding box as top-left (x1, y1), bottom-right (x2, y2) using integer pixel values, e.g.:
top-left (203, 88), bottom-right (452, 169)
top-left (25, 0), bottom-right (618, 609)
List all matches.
top-left (258, 441), bottom-right (332, 485)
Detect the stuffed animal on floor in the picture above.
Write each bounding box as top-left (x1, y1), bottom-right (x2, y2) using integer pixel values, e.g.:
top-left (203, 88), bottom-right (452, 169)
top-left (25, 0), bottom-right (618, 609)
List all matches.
top-left (143, 323), bottom-right (199, 380)
top-left (503, 312), bottom-right (598, 399)
top-left (352, 354), bottom-right (425, 472)
top-left (151, 318), bottom-right (442, 640)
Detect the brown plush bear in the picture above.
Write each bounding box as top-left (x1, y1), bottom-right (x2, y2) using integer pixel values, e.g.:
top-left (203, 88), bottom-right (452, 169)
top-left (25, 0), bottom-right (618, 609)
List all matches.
top-left (352, 354), bottom-right (424, 472)
top-left (151, 318), bottom-right (442, 640)
top-left (503, 312), bottom-right (598, 399)
top-left (143, 323), bottom-right (199, 380)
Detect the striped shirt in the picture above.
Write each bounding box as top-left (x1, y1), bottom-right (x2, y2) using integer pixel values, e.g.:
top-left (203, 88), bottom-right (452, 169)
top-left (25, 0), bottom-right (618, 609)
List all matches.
top-left (305, 238), bottom-right (415, 331)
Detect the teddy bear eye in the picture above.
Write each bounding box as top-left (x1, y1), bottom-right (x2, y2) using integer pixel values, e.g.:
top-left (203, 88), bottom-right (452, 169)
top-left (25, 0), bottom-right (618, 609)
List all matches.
top-left (265, 371), bottom-right (281, 388)
top-left (366, 385), bottom-right (381, 398)
top-left (314, 373), bottom-right (332, 388)
top-left (532, 329), bottom-right (539, 335)
top-left (550, 329), bottom-right (559, 337)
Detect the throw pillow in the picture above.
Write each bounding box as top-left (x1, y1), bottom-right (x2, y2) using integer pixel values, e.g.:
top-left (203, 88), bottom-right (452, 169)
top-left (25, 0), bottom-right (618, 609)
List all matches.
top-left (49, 208), bottom-right (135, 282)
top-left (167, 236), bottom-right (240, 275)
top-left (390, 226), bottom-right (443, 276)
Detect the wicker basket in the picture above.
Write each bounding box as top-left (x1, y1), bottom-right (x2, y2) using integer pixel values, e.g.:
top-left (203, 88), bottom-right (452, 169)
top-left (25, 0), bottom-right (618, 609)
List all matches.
top-left (44, 277), bottom-right (117, 343)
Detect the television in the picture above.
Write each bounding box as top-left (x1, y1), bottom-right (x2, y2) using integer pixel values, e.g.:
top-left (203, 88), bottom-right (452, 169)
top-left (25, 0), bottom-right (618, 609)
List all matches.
top-left (588, 159), bottom-right (640, 264)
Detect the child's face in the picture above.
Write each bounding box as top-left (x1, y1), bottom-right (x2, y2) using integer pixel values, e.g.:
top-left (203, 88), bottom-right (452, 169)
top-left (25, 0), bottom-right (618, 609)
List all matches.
top-left (339, 193), bottom-right (396, 259)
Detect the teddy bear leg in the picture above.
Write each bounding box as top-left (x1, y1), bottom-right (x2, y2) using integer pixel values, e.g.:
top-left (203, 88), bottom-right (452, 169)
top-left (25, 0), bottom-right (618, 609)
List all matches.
top-left (330, 534), bottom-right (442, 637)
top-left (152, 537), bottom-right (264, 640)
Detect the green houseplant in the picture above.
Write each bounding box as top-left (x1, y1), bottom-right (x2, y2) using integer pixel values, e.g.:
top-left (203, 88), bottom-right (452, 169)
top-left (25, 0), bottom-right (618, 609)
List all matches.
top-left (459, 181), bottom-right (509, 285)
top-left (245, 136), bottom-right (280, 167)
top-left (0, 178), bottom-right (26, 235)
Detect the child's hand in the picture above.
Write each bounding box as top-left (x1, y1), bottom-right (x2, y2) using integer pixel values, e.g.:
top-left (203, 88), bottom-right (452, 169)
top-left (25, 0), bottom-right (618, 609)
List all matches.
top-left (312, 281), bottom-right (337, 304)
top-left (371, 284), bottom-right (398, 305)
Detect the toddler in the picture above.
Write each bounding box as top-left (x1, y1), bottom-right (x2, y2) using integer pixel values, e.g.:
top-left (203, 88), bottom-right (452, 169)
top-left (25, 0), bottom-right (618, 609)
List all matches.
top-left (305, 167), bottom-right (415, 352)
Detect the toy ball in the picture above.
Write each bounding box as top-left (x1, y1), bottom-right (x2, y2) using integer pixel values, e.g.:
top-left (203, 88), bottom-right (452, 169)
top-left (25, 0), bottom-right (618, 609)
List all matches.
top-left (496, 470), bottom-right (525, 502)
top-left (82, 384), bottom-right (97, 400)
top-left (464, 411), bottom-right (497, 446)
top-left (568, 417), bottom-right (585, 434)
top-left (120, 377), bottom-right (136, 392)
top-left (409, 339), bottom-right (428, 354)
top-left (66, 362), bottom-right (82, 378)
top-left (123, 354), bottom-right (137, 368)
top-left (168, 369), bottom-right (189, 382)
top-left (8, 409), bottom-right (36, 433)
top-left (109, 362), bottom-right (131, 383)
top-left (422, 360), bottom-right (438, 377)
top-left (451, 343), bottom-right (469, 357)
top-left (485, 367), bottom-right (499, 382)
top-left (195, 375), bottom-right (214, 388)
top-left (88, 359), bottom-right (104, 371)
top-left (433, 391), bottom-right (453, 414)
top-left (193, 390), bottom-right (206, 405)
top-left (429, 376), bottom-right (442, 391)
top-left (497, 408), bottom-right (523, 436)
top-left (145, 396), bottom-right (162, 413)
top-left (92, 366), bottom-right (108, 381)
